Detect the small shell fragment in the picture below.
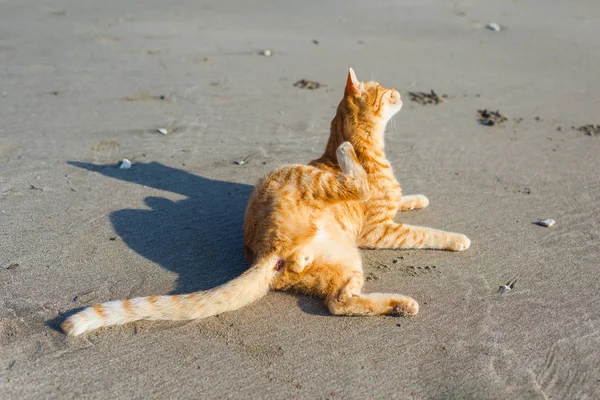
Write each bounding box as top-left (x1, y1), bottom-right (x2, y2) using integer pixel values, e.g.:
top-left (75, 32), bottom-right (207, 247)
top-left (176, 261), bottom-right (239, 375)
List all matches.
top-left (157, 128), bottom-right (169, 135)
top-left (486, 23), bottom-right (501, 32)
top-left (498, 278), bottom-right (517, 293)
top-left (260, 49), bottom-right (272, 57)
top-left (536, 219), bottom-right (555, 227)
top-left (498, 285), bottom-right (511, 293)
top-left (119, 159), bottom-right (132, 169)
top-left (234, 153), bottom-right (255, 165)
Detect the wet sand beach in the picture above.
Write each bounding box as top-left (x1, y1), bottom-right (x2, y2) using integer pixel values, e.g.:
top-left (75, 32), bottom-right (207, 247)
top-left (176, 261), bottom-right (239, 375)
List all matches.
top-left (1, 1), bottom-right (599, 398)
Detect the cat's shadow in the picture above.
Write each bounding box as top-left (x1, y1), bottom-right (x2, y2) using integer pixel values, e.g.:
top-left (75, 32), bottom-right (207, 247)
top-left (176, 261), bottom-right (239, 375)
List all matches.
top-left (67, 161), bottom-right (252, 294)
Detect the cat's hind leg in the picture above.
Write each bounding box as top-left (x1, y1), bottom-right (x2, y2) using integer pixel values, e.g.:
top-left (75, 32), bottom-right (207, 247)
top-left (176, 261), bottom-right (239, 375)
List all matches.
top-left (336, 141), bottom-right (365, 178)
top-left (399, 194), bottom-right (429, 211)
top-left (286, 251), bottom-right (313, 274)
top-left (333, 141), bottom-right (369, 201)
top-left (325, 268), bottom-right (419, 317)
top-left (288, 244), bottom-right (418, 317)
top-left (273, 232), bottom-right (419, 316)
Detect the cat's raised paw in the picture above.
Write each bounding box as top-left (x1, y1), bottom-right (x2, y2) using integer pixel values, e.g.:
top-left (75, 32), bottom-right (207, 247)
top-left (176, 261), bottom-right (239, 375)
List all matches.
top-left (446, 234), bottom-right (471, 251)
top-left (336, 141), bottom-right (354, 155)
top-left (286, 252), bottom-right (312, 274)
top-left (336, 142), bottom-right (359, 174)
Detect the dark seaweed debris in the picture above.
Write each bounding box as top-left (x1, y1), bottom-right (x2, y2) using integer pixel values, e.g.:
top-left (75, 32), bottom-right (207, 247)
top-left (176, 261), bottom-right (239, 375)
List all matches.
top-left (293, 79), bottom-right (325, 90)
top-left (576, 124), bottom-right (600, 136)
top-left (408, 90), bottom-right (446, 105)
top-left (477, 109), bottom-right (508, 126)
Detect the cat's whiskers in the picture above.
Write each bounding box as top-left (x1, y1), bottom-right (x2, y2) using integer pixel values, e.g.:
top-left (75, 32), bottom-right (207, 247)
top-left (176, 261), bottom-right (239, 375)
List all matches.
top-left (387, 114), bottom-right (397, 133)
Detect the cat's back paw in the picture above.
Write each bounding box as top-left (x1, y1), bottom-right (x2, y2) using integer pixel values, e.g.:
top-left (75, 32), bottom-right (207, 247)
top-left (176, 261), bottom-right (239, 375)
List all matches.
top-left (336, 141), bottom-right (354, 156)
top-left (392, 296), bottom-right (419, 316)
top-left (336, 141), bottom-right (363, 177)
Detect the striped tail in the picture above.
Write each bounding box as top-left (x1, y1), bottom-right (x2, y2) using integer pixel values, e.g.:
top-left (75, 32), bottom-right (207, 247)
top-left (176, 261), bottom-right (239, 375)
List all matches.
top-left (61, 255), bottom-right (280, 336)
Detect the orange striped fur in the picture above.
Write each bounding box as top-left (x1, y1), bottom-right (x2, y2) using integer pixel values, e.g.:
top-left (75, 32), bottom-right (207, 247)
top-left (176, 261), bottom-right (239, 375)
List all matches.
top-left (61, 68), bottom-right (469, 336)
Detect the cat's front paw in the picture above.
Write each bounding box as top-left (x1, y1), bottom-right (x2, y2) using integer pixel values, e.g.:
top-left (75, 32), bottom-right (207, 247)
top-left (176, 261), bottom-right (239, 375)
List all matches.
top-left (409, 195), bottom-right (429, 210)
top-left (446, 233), bottom-right (471, 251)
top-left (391, 296), bottom-right (419, 316)
top-left (399, 194), bottom-right (429, 211)
top-left (414, 195), bottom-right (429, 209)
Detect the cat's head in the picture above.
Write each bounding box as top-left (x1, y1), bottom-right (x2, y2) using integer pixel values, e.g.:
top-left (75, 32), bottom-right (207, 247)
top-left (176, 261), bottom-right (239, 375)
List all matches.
top-left (343, 67), bottom-right (402, 125)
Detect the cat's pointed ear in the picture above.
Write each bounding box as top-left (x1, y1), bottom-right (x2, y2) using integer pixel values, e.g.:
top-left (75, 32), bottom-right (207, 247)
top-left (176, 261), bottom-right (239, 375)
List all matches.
top-left (345, 67), bottom-right (361, 96)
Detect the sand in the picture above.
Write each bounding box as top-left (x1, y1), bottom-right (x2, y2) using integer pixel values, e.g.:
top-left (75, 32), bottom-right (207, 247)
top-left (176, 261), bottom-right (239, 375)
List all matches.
top-left (1, 0), bottom-right (600, 398)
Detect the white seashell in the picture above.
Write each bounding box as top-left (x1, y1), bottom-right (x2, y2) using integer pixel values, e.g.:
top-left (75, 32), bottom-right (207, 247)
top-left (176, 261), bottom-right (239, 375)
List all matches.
top-left (498, 278), bottom-right (517, 293)
top-left (157, 128), bottom-right (168, 135)
top-left (486, 23), bottom-right (501, 32)
top-left (233, 153), bottom-right (254, 165)
top-left (260, 49), bottom-right (272, 56)
top-left (498, 285), bottom-right (511, 293)
top-left (537, 218), bottom-right (555, 227)
top-left (119, 159), bottom-right (132, 169)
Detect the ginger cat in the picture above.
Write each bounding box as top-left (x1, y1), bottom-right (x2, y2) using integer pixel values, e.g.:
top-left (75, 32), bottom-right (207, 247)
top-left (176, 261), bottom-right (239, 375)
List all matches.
top-left (62, 68), bottom-right (470, 336)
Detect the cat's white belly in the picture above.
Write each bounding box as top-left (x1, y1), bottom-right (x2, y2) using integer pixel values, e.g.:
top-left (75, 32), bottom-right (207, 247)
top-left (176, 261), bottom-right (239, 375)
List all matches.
top-left (296, 216), bottom-right (360, 269)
